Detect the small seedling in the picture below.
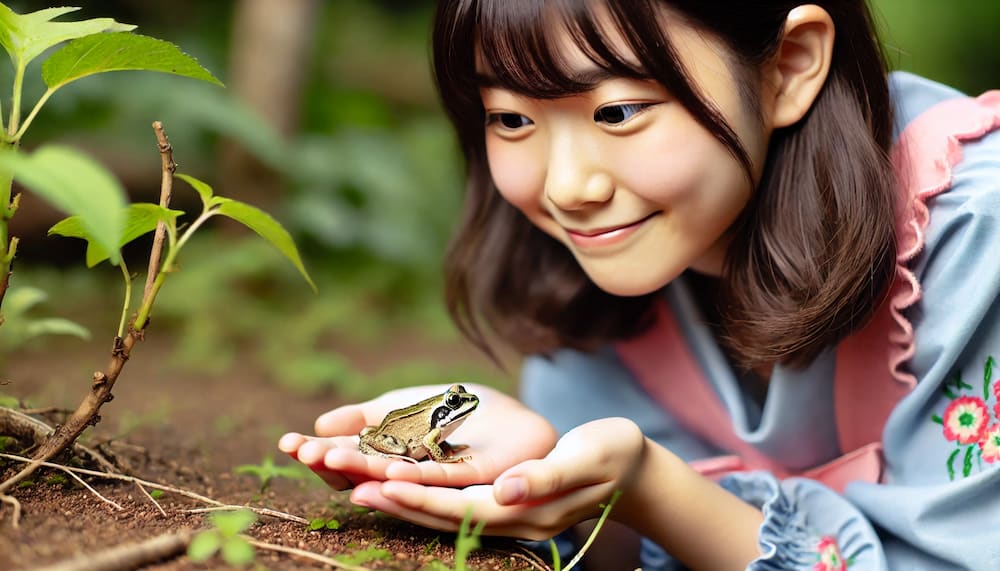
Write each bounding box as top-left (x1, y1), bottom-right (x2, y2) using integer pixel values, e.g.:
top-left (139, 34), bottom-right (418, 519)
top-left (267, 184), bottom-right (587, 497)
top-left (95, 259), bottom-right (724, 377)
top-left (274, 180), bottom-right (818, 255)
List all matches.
top-left (335, 545), bottom-right (391, 566)
top-left (307, 517), bottom-right (340, 531)
top-left (548, 489), bottom-right (622, 571)
top-left (234, 455), bottom-right (314, 493)
top-left (187, 509), bottom-right (257, 567)
top-left (453, 508), bottom-right (486, 571)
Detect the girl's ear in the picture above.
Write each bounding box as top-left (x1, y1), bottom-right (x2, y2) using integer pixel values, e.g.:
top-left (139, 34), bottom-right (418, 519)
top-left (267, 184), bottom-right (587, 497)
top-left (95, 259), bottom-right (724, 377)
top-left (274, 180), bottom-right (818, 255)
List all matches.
top-left (767, 5), bottom-right (835, 128)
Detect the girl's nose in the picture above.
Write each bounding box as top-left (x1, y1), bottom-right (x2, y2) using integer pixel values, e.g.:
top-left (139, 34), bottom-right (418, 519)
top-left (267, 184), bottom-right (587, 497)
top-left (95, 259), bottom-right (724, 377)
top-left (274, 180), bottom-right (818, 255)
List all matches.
top-left (543, 135), bottom-right (614, 211)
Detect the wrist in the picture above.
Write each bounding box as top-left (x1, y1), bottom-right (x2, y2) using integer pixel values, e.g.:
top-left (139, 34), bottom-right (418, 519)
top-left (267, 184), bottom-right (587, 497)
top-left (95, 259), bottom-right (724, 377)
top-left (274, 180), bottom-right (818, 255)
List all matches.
top-left (615, 437), bottom-right (764, 570)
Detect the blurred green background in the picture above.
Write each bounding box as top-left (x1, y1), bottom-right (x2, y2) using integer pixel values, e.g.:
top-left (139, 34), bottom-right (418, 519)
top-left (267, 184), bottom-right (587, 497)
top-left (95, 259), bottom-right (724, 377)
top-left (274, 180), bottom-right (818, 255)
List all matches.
top-left (0, 0), bottom-right (997, 400)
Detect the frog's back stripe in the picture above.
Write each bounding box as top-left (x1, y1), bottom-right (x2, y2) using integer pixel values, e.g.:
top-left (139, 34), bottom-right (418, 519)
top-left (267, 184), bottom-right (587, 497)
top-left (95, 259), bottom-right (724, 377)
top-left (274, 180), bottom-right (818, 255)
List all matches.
top-left (615, 88), bottom-right (1000, 493)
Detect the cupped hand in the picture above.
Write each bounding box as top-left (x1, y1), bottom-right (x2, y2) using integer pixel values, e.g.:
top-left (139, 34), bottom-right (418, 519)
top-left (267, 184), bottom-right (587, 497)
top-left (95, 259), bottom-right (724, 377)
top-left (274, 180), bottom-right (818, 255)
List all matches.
top-left (349, 417), bottom-right (647, 541)
top-left (278, 383), bottom-right (559, 490)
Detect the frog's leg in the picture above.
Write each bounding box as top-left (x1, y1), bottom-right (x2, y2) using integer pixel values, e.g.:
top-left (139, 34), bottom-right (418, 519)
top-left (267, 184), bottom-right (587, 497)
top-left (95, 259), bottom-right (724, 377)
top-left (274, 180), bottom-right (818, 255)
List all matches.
top-left (359, 431), bottom-right (420, 464)
top-left (423, 428), bottom-right (471, 463)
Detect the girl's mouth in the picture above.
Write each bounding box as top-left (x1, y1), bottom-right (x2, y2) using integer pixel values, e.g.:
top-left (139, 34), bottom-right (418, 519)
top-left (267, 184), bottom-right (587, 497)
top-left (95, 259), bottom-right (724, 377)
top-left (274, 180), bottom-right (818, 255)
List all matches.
top-left (565, 212), bottom-right (660, 248)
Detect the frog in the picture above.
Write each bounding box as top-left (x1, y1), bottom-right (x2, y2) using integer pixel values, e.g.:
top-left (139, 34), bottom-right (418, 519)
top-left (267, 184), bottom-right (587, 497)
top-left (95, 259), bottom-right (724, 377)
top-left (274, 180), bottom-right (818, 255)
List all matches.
top-left (358, 384), bottom-right (479, 463)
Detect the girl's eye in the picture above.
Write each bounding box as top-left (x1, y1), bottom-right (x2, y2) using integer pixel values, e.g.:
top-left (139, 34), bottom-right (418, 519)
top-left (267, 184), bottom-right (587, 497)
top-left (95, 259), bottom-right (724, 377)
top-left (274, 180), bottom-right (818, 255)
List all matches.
top-left (593, 103), bottom-right (653, 125)
top-left (486, 112), bottom-right (533, 130)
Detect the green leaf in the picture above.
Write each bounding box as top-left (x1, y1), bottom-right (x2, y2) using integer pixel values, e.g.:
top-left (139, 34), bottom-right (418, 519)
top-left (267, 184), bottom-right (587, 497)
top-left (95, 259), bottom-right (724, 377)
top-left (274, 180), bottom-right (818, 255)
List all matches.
top-left (175, 173), bottom-right (214, 210)
top-left (49, 203), bottom-right (183, 267)
top-left (308, 518), bottom-right (326, 531)
top-left (220, 537), bottom-right (255, 566)
top-left (210, 509), bottom-right (256, 537)
top-left (0, 5), bottom-right (134, 69)
top-left (0, 146), bottom-right (125, 265)
top-left (4, 285), bottom-right (48, 314)
top-left (213, 197), bottom-right (316, 291)
top-left (43, 32), bottom-right (221, 91)
top-left (24, 317), bottom-right (90, 340)
top-left (186, 531), bottom-right (220, 562)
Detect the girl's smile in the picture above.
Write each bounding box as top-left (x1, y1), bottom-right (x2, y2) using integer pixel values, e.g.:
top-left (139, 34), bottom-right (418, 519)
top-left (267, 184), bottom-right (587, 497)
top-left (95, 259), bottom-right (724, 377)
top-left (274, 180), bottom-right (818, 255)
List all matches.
top-left (563, 211), bottom-right (661, 251)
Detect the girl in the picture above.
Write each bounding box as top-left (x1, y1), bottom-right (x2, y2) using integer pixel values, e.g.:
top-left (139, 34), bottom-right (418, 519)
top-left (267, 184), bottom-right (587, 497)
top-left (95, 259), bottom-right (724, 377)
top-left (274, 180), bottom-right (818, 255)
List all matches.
top-left (280, 1), bottom-right (1000, 568)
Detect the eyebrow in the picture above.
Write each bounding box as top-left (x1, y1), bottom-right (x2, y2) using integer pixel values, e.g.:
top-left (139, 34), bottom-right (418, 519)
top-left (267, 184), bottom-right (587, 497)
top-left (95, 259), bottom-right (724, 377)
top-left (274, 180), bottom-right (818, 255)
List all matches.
top-left (474, 67), bottom-right (619, 89)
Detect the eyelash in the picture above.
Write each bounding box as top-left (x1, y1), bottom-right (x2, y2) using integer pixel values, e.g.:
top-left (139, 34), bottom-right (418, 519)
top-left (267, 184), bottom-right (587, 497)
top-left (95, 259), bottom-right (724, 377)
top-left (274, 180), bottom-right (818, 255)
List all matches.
top-left (593, 102), bottom-right (654, 125)
top-left (485, 112), bottom-right (533, 130)
top-left (484, 102), bottom-right (655, 131)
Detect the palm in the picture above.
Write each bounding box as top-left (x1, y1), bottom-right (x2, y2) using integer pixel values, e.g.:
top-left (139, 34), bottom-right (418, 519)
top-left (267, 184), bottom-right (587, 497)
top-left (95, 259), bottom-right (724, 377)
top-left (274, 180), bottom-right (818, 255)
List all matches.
top-left (279, 384), bottom-right (558, 489)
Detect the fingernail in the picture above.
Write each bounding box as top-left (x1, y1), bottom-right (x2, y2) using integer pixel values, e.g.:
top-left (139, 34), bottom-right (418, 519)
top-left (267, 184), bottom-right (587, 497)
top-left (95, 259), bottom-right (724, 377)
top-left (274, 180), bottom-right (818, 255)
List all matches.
top-left (496, 477), bottom-right (527, 504)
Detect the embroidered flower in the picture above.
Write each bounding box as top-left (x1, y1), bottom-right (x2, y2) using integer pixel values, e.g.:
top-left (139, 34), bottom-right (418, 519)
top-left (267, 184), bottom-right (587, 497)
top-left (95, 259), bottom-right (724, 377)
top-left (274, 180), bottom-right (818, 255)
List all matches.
top-left (942, 396), bottom-right (990, 444)
top-left (980, 424), bottom-right (1000, 464)
top-left (814, 536), bottom-right (847, 571)
top-left (994, 378), bottom-right (1000, 402)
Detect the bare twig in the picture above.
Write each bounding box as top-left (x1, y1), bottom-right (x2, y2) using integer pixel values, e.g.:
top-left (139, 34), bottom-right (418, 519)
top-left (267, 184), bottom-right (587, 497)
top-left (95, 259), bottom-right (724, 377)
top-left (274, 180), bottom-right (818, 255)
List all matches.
top-left (0, 122), bottom-right (178, 494)
top-left (244, 537), bottom-right (373, 571)
top-left (144, 121), bottom-right (175, 301)
top-left (31, 530), bottom-right (192, 571)
top-left (0, 453), bottom-right (308, 525)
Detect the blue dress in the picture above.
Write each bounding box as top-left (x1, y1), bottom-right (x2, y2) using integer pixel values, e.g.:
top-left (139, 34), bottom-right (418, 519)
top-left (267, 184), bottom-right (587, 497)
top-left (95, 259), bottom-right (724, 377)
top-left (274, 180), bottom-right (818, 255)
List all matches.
top-left (520, 72), bottom-right (1000, 570)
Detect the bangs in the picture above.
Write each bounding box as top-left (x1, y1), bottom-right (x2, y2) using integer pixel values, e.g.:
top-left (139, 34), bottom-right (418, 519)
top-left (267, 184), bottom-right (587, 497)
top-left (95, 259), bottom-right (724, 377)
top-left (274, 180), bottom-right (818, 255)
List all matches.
top-left (433, 0), bottom-right (754, 176)
top-left (475, 0), bottom-right (656, 98)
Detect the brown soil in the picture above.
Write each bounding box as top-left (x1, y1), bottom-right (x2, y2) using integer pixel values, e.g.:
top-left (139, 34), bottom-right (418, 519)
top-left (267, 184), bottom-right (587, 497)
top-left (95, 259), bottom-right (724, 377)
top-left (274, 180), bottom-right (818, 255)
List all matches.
top-left (0, 333), bottom-right (547, 570)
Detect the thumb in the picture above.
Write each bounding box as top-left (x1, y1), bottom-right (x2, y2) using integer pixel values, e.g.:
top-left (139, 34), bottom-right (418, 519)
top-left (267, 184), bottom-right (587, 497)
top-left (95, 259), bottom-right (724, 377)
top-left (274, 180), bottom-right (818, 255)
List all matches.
top-left (314, 405), bottom-right (367, 436)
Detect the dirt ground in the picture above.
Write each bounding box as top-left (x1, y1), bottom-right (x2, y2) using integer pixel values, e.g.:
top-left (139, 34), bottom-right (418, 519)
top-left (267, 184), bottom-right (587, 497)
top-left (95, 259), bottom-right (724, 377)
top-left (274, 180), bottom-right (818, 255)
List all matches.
top-left (0, 331), bottom-right (547, 570)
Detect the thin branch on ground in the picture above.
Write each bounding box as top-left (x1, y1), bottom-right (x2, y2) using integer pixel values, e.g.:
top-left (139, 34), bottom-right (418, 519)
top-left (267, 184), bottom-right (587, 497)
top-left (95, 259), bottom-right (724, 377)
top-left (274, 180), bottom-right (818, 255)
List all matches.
top-left (0, 453), bottom-right (308, 526)
top-left (134, 481), bottom-right (166, 517)
top-left (500, 546), bottom-right (553, 571)
top-left (60, 468), bottom-right (122, 512)
top-left (0, 407), bottom-right (118, 474)
top-left (31, 530), bottom-right (192, 571)
top-left (0, 122), bottom-right (178, 495)
top-left (244, 536), bottom-right (374, 571)
top-left (182, 505), bottom-right (310, 523)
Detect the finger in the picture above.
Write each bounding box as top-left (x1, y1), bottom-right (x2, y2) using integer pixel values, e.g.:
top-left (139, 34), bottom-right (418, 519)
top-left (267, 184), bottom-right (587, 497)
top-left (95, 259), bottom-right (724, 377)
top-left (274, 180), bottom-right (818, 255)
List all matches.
top-left (314, 405), bottom-right (369, 436)
top-left (277, 432), bottom-right (308, 458)
top-left (384, 455), bottom-right (488, 487)
top-left (364, 480), bottom-right (615, 541)
top-left (493, 449), bottom-right (614, 505)
top-left (323, 446), bottom-right (395, 483)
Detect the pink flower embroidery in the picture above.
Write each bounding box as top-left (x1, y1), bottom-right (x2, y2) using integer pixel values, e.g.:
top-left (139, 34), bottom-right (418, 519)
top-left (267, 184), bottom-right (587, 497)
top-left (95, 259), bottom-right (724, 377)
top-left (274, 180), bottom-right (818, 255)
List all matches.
top-left (942, 396), bottom-right (990, 444)
top-left (814, 536), bottom-right (846, 571)
top-left (980, 424), bottom-right (1000, 464)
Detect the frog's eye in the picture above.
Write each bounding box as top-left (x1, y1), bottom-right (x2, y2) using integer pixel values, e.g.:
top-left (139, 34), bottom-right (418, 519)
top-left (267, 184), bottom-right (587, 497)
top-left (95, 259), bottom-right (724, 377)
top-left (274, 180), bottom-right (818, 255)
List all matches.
top-left (445, 393), bottom-right (462, 408)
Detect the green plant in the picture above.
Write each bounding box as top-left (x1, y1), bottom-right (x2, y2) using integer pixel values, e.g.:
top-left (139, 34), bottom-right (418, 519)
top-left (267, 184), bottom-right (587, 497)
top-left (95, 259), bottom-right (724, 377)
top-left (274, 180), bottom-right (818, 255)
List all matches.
top-left (548, 490), bottom-right (623, 571)
top-left (307, 517), bottom-right (341, 531)
top-left (0, 3), bottom-right (312, 497)
top-left (234, 456), bottom-right (316, 493)
top-left (453, 509), bottom-right (487, 571)
top-left (187, 509), bottom-right (257, 567)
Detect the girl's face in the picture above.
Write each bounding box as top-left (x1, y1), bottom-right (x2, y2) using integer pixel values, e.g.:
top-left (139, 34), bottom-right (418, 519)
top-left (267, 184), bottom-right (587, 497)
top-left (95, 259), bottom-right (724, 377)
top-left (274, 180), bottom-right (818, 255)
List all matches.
top-left (479, 15), bottom-right (772, 297)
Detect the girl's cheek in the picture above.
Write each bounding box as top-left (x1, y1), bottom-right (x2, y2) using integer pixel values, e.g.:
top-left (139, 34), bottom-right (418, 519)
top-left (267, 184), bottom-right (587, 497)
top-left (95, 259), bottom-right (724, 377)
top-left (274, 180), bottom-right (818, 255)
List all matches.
top-left (486, 140), bottom-right (547, 211)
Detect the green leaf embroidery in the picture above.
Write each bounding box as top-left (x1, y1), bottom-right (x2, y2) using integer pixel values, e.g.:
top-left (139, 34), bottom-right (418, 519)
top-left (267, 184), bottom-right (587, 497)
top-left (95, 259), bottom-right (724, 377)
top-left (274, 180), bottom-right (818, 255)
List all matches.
top-left (214, 197), bottom-right (316, 292)
top-left (984, 356), bottom-right (994, 401)
top-left (0, 146), bottom-right (125, 265)
top-left (963, 446), bottom-right (974, 478)
top-left (0, 5), bottom-right (134, 69)
top-left (42, 32), bottom-right (221, 91)
top-left (947, 448), bottom-right (960, 481)
top-left (931, 414), bottom-right (943, 424)
top-left (49, 203), bottom-right (183, 267)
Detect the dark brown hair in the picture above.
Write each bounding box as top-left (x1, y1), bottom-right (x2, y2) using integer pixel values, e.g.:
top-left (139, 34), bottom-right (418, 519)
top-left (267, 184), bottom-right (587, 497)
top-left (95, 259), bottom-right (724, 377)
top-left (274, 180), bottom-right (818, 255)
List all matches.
top-left (433, 0), bottom-right (897, 369)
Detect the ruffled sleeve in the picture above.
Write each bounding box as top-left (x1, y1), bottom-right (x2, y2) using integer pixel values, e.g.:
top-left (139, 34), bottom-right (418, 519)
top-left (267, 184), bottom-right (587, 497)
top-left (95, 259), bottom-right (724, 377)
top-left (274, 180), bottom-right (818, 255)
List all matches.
top-left (721, 76), bottom-right (1000, 570)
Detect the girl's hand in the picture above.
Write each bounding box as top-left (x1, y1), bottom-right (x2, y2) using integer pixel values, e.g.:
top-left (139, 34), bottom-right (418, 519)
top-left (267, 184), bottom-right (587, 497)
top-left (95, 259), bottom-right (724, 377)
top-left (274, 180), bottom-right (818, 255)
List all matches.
top-left (278, 384), bottom-right (559, 490)
top-left (348, 417), bottom-right (647, 540)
